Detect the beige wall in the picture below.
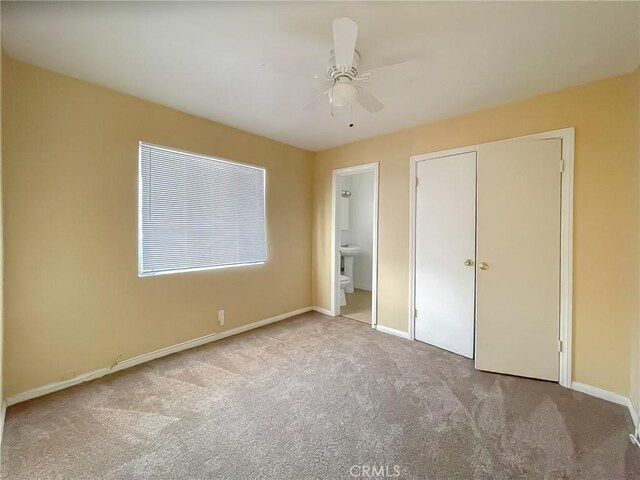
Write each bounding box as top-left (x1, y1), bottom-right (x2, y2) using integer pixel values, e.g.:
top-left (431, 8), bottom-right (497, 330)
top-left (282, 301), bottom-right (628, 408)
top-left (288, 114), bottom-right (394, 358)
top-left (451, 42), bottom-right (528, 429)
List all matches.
top-left (2, 55), bottom-right (313, 397)
top-left (0, 16), bottom-right (4, 405)
top-left (633, 67), bottom-right (640, 418)
top-left (3, 52), bottom-right (639, 404)
top-left (313, 72), bottom-right (640, 398)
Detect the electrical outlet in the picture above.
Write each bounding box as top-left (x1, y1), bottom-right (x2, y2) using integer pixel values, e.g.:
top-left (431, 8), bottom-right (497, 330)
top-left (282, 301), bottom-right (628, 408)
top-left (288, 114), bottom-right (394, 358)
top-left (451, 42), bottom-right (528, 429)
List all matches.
top-left (217, 310), bottom-right (225, 325)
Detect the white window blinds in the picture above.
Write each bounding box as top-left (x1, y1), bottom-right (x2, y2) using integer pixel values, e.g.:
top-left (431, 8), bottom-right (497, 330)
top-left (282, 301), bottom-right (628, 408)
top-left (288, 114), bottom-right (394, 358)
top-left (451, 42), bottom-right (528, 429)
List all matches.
top-left (138, 143), bottom-right (266, 276)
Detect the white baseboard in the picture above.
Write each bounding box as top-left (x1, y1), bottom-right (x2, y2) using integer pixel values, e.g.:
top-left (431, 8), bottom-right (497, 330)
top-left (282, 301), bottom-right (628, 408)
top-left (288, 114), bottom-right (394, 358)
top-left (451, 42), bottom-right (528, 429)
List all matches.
top-left (571, 382), bottom-right (629, 406)
top-left (572, 382), bottom-right (638, 427)
top-left (376, 324), bottom-right (410, 339)
top-left (628, 398), bottom-right (638, 428)
top-left (353, 285), bottom-right (372, 292)
top-left (7, 368), bottom-right (112, 406)
top-left (0, 401), bottom-right (6, 449)
top-left (6, 307), bottom-right (311, 406)
top-left (312, 306), bottom-right (334, 316)
top-left (112, 306), bottom-right (311, 374)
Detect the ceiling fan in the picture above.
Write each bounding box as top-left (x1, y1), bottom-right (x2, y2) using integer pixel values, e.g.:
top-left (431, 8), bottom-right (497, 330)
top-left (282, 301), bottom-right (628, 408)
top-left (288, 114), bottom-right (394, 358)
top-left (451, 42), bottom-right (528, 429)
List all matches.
top-left (302, 17), bottom-right (389, 115)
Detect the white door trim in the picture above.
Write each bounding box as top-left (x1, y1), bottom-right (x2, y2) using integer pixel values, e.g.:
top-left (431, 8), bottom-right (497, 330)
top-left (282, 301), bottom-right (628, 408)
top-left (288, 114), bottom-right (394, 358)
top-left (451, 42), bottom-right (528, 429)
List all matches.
top-left (331, 162), bottom-right (379, 329)
top-left (408, 128), bottom-right (574, 388)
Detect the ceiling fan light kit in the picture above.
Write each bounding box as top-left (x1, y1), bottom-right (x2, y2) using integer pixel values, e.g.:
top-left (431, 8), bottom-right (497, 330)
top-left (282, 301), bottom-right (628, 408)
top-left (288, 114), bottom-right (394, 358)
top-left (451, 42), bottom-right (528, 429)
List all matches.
top-left (332, 78), bottom-right (358, 107)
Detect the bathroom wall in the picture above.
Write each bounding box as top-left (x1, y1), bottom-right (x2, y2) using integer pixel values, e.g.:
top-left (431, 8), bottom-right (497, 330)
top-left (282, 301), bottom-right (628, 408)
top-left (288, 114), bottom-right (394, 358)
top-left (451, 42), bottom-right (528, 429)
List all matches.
top-left (339, 176), bottom-right (352, 247)
top-left (339, 172), bottom-right (374, 290)
top-left (349, 172), bottom-right (374, 290)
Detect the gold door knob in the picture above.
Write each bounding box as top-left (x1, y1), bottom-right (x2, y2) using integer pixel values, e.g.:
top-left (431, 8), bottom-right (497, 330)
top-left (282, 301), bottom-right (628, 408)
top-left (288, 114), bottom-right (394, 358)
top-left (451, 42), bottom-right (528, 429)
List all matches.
top-left (464, 259), bottom-right (474, 267)
top-left (478, 262), bottom-right (489, 270)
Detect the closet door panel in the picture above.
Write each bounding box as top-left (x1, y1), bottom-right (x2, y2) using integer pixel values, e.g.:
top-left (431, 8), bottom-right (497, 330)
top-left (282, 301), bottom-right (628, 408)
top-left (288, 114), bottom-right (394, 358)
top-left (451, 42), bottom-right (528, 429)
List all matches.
top-left (475, 139), bottom-right (562, 381)
top-left (414, 152), bottom-right (476, 358)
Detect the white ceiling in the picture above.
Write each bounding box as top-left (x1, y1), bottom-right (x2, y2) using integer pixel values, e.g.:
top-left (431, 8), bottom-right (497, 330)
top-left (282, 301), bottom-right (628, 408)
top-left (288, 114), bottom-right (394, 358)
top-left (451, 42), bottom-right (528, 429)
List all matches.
top-left (2, 2), bottom-right (639, 151)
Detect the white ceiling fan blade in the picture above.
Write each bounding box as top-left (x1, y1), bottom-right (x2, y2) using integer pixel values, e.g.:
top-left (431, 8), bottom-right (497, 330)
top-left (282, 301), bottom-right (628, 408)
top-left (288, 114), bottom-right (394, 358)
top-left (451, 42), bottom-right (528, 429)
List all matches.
top-left (332, 17), bottom-right (358, 70)
top-left (355, 86), bottom-right (384, 113)
top-left (358, 59), bottom-right (424, 78)
top-left (302, 88), bottom-right (331, 111)
top-left (259, 62), bottom-right (329, 82)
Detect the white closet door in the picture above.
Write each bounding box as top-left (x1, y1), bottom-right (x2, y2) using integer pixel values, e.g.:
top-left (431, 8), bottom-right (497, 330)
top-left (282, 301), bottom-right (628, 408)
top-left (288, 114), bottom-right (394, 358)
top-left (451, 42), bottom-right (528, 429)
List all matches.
top-left (415, 152), bottom-right (476, 358)
top-left (475, 139), bottom-right (562, 381)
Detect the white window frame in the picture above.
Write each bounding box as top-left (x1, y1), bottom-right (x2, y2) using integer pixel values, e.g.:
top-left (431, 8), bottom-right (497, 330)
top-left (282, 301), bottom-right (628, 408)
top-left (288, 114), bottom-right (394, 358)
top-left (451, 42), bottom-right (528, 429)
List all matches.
top-left (137, 142), bottom-right (267, 277)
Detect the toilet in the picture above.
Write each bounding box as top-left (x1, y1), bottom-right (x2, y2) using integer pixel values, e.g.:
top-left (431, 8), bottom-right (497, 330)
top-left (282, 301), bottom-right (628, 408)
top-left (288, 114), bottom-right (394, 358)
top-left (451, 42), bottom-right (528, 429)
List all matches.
top-left (339, 275), bottom-right (351, 306)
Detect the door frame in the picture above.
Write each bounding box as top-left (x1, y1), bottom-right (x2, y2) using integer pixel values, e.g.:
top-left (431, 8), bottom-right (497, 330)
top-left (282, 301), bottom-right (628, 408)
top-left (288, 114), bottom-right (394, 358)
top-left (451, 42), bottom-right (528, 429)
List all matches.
top-left (408, 127), bottom-right (574, 388)
top-left (330, 162), bottom-right (379, 329)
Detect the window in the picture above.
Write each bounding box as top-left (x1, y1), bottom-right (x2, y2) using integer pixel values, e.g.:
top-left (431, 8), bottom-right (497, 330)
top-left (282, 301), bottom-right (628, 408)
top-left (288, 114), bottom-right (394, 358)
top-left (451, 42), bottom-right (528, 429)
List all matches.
top-left (138, 142), bottom-right (266, 276)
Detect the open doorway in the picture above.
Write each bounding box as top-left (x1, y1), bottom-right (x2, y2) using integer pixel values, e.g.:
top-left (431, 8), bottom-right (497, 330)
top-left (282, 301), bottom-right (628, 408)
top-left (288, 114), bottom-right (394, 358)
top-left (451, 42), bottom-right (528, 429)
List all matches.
top-left (331, 163), bottom-right (378, 327)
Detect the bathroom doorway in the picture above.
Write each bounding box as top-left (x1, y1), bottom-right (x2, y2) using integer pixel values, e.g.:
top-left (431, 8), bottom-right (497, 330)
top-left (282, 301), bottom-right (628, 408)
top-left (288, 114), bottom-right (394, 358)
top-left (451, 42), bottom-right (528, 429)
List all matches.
top-left (331, 163), bottom-right (378, 328)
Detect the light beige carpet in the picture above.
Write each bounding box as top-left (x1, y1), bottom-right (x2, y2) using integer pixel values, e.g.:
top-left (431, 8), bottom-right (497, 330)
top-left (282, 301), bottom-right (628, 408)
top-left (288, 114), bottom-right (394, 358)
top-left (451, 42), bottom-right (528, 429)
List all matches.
top-left (341, 288), bottom-right (372, 324)
top-left (2, 312), bottom-right (639, 479)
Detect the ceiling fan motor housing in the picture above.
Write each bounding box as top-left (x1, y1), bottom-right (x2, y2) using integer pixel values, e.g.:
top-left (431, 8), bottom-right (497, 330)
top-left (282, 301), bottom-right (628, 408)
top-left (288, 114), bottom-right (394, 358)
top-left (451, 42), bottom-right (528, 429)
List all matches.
top-left (327, 50), bottom-right (360, 80)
